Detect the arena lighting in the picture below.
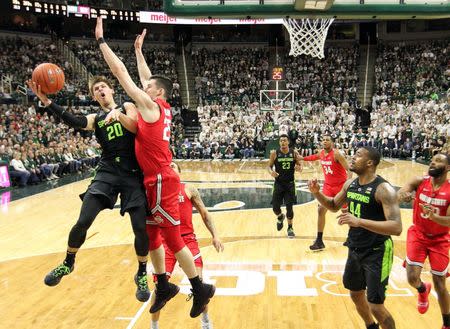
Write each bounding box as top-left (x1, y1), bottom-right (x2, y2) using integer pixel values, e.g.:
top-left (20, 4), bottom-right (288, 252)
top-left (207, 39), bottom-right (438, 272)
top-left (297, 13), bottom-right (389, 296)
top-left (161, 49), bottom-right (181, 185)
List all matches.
top-left (10, 0), bottom-right (138, 21)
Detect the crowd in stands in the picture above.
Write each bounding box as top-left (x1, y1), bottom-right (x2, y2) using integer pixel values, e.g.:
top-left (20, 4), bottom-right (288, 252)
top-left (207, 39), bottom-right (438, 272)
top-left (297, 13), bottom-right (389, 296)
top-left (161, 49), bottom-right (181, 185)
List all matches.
top-left (192, 47), bottom-right (271, 106)
top-left (375, 40), bottom-right (449, 101)
top-left (283, 45), bottom-right (359, 105)
top-left (1, 32), bottom-right (449, 189)
top-left (0, 103), bottom-right (101, 187)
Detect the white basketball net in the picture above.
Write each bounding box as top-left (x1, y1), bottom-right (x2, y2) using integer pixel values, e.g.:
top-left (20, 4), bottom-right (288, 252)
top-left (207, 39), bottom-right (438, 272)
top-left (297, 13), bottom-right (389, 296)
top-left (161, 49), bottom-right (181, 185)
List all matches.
top-left (282, 18), bottom-right (335, 59)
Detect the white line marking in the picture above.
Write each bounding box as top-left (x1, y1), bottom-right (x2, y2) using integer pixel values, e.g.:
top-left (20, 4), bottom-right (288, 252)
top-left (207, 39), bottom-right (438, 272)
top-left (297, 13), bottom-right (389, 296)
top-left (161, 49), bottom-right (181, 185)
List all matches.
top-left (125, 295), bottom-right (151, 329)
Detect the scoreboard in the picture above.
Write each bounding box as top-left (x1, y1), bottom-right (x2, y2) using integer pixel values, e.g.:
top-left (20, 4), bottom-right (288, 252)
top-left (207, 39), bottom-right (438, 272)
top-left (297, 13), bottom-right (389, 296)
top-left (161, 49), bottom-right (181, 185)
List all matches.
top-left (272, 67), bottom-right (284, 81)
top-left (11, 0), bottom-right (139, 21)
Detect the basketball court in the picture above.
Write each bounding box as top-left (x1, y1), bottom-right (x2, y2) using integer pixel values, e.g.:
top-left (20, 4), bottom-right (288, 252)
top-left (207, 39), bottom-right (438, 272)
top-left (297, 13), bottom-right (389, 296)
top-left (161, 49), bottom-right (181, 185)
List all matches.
top-left (0, 159), bottom-right (445, 328)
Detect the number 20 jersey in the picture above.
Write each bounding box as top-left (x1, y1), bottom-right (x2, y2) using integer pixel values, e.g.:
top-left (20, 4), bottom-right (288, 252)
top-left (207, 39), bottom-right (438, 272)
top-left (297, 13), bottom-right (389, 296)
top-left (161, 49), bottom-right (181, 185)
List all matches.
top-left (135, 98), bottom-right (173, 177)
top-left (94, 104), bottom-right (140, 172)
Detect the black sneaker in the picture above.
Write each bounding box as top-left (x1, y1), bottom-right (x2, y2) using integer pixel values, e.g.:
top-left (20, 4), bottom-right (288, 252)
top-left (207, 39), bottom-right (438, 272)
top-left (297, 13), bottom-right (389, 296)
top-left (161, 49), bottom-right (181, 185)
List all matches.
top-left (134, 273), bottom-right (150, 302)
top-left (276, 214), bottom-right (285, 231)
top-left (287, 227), bottom-right (295, 238)
top-left (309, 240), bottom-right (325, 251)
top-left (188, 283), bottom-right (216, 318)
top-left (44, 263), bottom-right (74, 286)
top-left (343, 240), bottom-right (349, 247)
top-left (149, 282), bottom-right (180, 313)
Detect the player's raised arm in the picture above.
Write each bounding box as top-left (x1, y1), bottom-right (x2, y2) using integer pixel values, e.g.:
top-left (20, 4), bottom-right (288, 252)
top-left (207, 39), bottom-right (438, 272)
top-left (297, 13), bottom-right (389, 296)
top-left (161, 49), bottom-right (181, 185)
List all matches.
top-left (134, 29), bottom-right (152, 89)
top-left (27, 80), bottom-right (95, 131)
top-left (95, 17), bottom-right (159, 121)
top-left (188, 185), bottom-right (224, 252)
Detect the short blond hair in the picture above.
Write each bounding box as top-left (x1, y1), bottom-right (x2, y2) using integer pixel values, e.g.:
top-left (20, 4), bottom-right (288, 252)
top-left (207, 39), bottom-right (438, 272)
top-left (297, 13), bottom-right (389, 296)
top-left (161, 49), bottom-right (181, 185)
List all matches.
top-left (88, 76), bottom-right (114, 97)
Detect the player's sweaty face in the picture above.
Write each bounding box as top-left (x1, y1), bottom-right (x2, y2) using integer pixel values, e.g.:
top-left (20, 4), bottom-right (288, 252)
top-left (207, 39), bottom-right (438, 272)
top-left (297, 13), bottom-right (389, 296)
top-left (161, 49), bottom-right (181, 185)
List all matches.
top-left (350, 148), bottom-right (368, 174)
top-left (93, 82), bottom-right (113, 104)
top-left (322, 136), bottom-right (332, 149)
top-left (279, 137), bottom-right (289, 149)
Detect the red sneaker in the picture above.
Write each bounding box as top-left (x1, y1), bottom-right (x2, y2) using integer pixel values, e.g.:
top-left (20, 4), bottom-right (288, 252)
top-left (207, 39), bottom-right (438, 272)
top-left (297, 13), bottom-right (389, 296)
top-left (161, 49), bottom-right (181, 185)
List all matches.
top-left (417, 282), bottom-right (432, 314)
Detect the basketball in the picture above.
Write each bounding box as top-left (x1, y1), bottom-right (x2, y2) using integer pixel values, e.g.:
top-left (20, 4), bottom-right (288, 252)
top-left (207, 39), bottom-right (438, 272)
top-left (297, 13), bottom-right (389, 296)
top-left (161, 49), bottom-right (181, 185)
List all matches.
top-left (32, 63), bottom-right (65, 94)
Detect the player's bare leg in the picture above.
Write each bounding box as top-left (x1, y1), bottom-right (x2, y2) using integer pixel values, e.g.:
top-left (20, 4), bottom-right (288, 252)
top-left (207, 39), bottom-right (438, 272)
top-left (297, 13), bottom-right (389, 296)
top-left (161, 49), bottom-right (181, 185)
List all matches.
top-left (310, 204), bottom-right (326, 250)
top-left (432, 274), bottom-right (450, 328)
top-left (350, 290), bottom-right (379, 329)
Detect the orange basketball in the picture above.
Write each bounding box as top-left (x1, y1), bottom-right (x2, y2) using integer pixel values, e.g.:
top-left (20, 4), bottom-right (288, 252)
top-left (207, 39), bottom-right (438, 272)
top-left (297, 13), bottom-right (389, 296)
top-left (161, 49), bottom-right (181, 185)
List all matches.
top-left (32, 63), bottom-right (65, 94)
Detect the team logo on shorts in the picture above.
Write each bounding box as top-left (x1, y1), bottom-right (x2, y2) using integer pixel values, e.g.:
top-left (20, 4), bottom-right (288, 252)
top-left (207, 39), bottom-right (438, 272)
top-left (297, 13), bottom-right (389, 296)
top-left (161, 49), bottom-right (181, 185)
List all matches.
top-left (154, 215), bottom-right (164, 224)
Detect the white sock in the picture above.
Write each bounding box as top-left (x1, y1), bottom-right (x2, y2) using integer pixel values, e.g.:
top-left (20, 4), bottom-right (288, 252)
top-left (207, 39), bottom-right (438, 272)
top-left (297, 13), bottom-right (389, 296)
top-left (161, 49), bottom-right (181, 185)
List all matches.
top-left (201, 312), bottom-right (210, 323)
top-left (151, 320), bottom-right (159, 329)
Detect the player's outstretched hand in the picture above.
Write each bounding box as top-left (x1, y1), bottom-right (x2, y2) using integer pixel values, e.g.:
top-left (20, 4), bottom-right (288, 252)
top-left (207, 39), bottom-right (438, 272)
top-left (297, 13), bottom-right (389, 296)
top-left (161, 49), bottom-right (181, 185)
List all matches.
top-left (419, 203), bottom-right (436, 221)
top-left (212, 237), bottom-right (224, 253)
top-left (134, 29), bottom-right (147, 52)
top-left (26, 80), bottom-right (50, 106)
top-left (337, 211), bottom-right (360, 227)
top-left (308, 179), bottom-right (320, 194)
top-left (105, 108), bottom-right (122, 124)
top-left (397, 190), bottom-right (413, 203)
top-left (95, 17), bottom-right (104, 40)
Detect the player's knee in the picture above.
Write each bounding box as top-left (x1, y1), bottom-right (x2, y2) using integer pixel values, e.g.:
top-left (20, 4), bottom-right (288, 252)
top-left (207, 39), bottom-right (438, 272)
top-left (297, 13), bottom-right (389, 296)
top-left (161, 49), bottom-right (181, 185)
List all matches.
top-left (272, 205), bottom-right (281, 215)
top-left (286, 204), bottom-right (294, 219)
top-left (406, 269), bottom-right (421, 286)
top-left (432, 275), bottom-right (448, 294)
top-left (160, 226), bottom-right (185, 253)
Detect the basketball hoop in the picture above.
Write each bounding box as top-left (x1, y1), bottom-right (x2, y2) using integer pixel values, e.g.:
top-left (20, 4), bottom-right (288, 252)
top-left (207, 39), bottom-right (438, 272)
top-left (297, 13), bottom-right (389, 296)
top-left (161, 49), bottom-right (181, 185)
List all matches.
top-left (282, 18), bottom-right (334, 59)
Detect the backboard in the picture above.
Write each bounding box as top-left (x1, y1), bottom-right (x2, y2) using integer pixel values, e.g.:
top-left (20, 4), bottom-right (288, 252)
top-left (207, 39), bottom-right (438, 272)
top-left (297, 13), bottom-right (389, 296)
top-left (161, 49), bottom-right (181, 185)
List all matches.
top-left (165, 0), bottom-right (450, 20)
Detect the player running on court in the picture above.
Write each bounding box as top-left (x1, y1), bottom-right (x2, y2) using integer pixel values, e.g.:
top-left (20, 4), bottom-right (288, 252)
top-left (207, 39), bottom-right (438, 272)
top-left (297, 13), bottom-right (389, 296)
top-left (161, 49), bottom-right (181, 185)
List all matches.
top-left (300, 133), bottom-right (351, 250)
top-left (398, 153), bottom-right (450, 329)
top-left (309, 147), bottom-right (402, 329)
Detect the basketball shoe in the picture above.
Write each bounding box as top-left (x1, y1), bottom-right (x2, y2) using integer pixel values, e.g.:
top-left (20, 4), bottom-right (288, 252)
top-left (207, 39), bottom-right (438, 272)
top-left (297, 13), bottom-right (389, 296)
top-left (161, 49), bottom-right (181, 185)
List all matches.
top-left (417, 282), bottom-right (432, 314)
top-left (309, 239), bottom-right (325, 251)
top-left (188, 283), bottom-right (216, 318)
top-left (44, 262), bottom-right (74, 286)
top-left (134, 273), bottom-right (150, 302)
top-left (149, 282), bottom-right (180, 313)
top-left (276, 213), bottom-right (285, 231)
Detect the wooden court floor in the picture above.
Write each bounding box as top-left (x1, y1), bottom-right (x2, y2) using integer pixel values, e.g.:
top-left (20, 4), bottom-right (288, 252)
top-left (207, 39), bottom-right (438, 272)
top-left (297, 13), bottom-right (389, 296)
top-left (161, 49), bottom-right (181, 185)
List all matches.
top-left (0, 159), bottom-right (445, 329)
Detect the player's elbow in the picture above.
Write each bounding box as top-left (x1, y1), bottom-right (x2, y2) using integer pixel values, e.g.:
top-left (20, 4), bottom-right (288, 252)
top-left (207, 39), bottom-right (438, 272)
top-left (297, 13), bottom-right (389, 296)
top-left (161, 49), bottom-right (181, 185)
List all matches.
top-left (111, 64), bottom-right (127, 77)
top-left (391, 223), bottom-right (402, 236)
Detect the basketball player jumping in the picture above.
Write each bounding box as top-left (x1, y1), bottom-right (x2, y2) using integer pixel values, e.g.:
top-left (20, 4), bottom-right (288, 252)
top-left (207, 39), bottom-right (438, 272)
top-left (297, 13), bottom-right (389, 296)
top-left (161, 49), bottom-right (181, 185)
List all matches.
top-left (95, 18), bottom-right (215, 317)
top-left (268, 134), bottom-right (302, 238)
top-left (309, 147), bottom-right (402, 329)
top-left (300, 133), bottom-right (351, 250)
top-left (27, 77), bottom-right (151, 302)
top-left (398, 153), bottom-right (450, 329)
top-left (150, 162), bottom-right (224, 329)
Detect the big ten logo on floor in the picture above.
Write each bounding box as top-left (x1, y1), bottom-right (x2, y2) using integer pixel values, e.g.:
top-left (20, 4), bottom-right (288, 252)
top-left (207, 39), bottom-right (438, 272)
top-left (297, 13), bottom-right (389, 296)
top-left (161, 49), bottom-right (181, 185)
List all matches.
top-left (174, 263), bottom-right (414, 297)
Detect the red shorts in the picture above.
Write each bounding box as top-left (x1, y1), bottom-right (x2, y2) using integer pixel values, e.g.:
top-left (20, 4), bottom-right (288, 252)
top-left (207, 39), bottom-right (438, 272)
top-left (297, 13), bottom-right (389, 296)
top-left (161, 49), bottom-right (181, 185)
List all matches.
top-left (162, 233), bottom-right (203, 277)
top-left (322, 183), bottom-right (345, 197)
top-left (145, 167), bottom-right (180, 227)
top-left (405, 225), bottom-right (449, 276)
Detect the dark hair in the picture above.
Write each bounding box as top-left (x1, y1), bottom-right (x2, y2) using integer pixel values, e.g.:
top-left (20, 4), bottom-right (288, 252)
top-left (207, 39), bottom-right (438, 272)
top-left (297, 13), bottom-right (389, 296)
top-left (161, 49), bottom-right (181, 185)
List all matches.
top-left (322, 132), bottom-right (335, 142)
top-left (279, 134), bottom-right (289, 140)
top-left (88, 76), bottom-right (114, 96)
top-left (362, 146), bottom-right (381, 167)
top-left (150, 75), bottom-right (173, 99)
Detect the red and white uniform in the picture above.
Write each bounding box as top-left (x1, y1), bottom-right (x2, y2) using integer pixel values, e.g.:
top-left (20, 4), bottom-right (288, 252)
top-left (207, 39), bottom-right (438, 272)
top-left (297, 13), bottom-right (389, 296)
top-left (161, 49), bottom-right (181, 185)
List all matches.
top-left (135, 98), bottom-right (180, 227)
top-left (406, 176), bottom-right (450, 276)
top-left (162, 184), bottom-right (203, 276)
top-left (319, 149), bottom-right (347, 197)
